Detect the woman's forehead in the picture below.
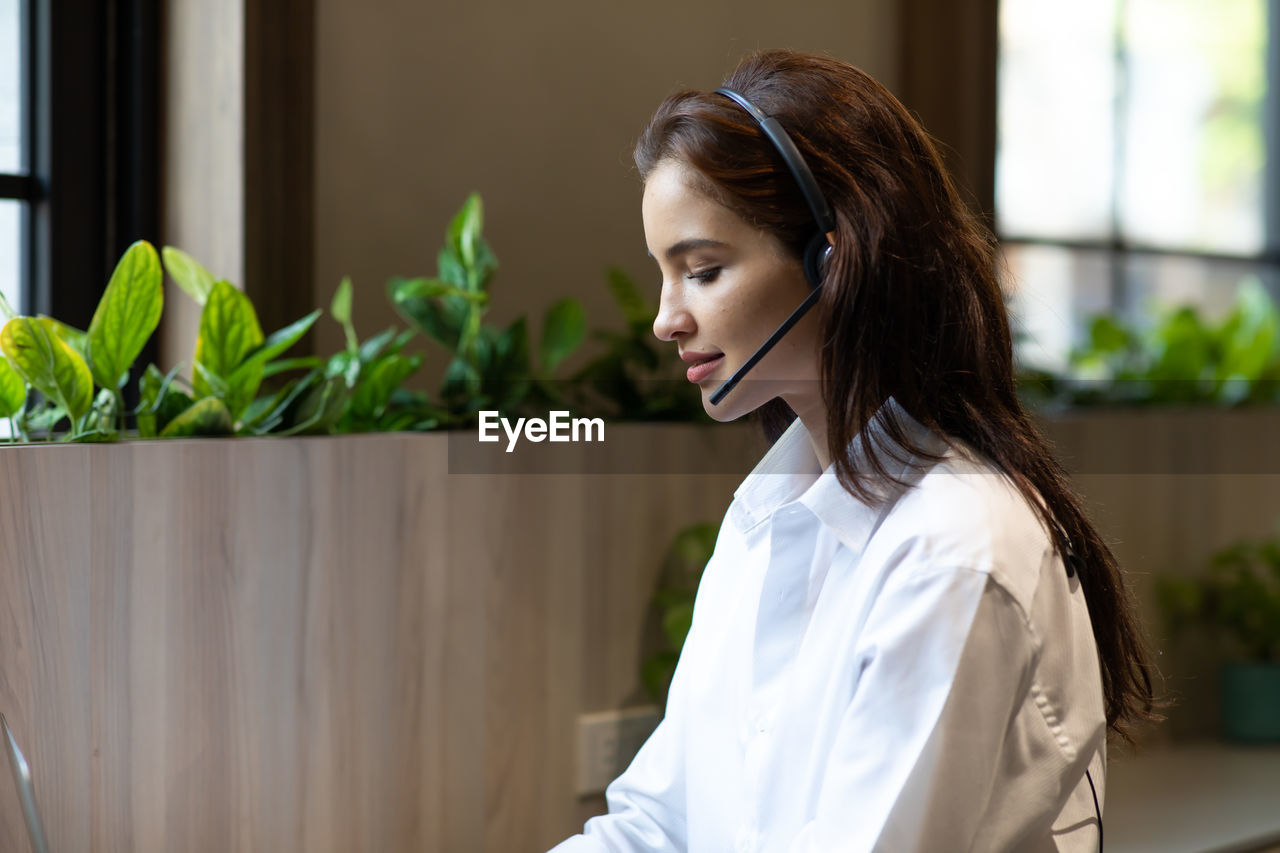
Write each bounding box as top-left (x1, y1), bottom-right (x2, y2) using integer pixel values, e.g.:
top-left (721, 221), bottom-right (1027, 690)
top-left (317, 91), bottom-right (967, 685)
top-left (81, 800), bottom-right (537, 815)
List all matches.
top-left (644, 164), bottom-right (747, 237)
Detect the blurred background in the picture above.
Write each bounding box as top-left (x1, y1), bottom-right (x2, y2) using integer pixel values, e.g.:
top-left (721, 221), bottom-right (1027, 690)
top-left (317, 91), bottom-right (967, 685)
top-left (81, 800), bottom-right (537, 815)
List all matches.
top-left (1, 1), bottom-right (1279, 851)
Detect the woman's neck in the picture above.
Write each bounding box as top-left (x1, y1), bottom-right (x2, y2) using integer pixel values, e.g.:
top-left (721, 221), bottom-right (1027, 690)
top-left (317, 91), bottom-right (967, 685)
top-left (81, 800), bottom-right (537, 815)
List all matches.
top-left (788, 395), bottom-right (831, 470)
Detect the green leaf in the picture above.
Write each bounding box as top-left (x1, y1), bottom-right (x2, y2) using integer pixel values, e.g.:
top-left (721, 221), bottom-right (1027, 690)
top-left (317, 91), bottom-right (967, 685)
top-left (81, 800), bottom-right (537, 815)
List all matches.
top-left (1088, 314), bottom-right (1133, 355)
top-left (331, 276), bottom-right (359, 353)
top-left (472, 238), bottom-right (498, 290)
top-left (159, 396), bottom-right (234, 437)
top-left (357, 327), bottom-right (400, 363)
top-left (494, 317), bottom-right (529, 372)
top-left (391, 277), bottom-right (488, 305)
top-left (194, 281), bottom-right (264, 416)
top-left (21, 401), bottom-right (68, 435)
top-left (243, 370), bottom-right (322, 434)
top-left (387, 276), bottom-right (484, 349)
top-left (136, 363), bottom-right (193, 438)
top-left (351, 353), bottom-right (422, 421)
top-left (1218, 276), bottom-right (1279, 383)
top-left (670, 522), bottom-right (719, 564)
top-left (440, 194), bottom-right (497, 292)
top-left (641, 650), bottom-right (680, 705)
top-left (87, 387), bottom-right (119, 438)
top-left (0, 356), bottom-right (27, 418)
top-left (161, 246), bottom-right (217, 305)
top-left (442, 355), bottom-right (482, 407)
top-left (240, 376), bottom-right (303, 433)
top-left (661, 601), bottom-right (695, 652)
top-left (390, 328), bottom-right (415, 352)
top-left (607, 266), bottom-right (652, 330)
top-left (262, 356), bottom-right (323, 379)
top-left (0, 289), bottom-right (16, 324)
top-left (229, 309), bottom-right (322, 388)
top-left (87, 240), bottom-right (164, 391)
top-left (43, 317), bottom-right (89, 361)
top-left (471, 319), bottom-right (531, 410)
top-left (448, 193), bottom-right (484, 275)
top-left (1148, 307), bottom-right (1213, 401)
top-left (136, 364), bottom-right (165, 437)
top-left (279, 375), bottom-right (347, 435)
top-left (325, 349), bottom-right (363, 388)
top-left (0, 316), bottom-right (94, 422)
top-left (331, 275), bottom-right (353, 326)
top-left (437, 246), bottom-right (467, 289)
top-left (539, 298), bottom-right (586, 375)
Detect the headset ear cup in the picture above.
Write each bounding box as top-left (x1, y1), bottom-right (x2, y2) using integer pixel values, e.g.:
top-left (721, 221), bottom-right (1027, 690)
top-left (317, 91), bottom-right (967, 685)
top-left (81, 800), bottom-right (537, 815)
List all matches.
top-left (802, 232), bottom-right (832, 288)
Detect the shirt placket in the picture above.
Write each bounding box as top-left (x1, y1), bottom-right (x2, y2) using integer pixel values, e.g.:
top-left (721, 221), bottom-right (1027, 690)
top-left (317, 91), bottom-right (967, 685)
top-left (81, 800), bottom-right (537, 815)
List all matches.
top-left (738, 503), bottom-right (818, 853)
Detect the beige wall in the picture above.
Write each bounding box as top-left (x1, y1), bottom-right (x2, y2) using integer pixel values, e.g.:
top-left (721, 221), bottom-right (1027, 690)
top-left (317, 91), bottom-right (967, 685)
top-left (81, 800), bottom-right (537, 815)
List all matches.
top-left (312, 0), bottom-right (900, 371)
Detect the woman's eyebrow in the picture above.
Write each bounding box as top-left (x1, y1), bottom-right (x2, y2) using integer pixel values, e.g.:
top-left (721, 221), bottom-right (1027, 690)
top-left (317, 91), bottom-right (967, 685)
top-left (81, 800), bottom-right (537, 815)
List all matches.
top-left (646, 238), bottom-right (731, 261)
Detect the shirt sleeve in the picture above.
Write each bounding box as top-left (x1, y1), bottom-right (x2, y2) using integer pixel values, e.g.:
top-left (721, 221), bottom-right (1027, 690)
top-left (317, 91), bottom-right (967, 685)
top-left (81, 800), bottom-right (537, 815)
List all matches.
top-left (546, 571), bottom-right (709, 853)
top-left (546, 664), bottom-right (690, 853)
top-left (784, 562), bottom-right (1039, 853)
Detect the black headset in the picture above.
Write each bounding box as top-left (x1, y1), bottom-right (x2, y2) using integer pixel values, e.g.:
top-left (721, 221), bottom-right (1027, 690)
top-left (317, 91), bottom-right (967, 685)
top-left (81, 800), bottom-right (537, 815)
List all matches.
top-left (708, 87), bottom-right (835, 406)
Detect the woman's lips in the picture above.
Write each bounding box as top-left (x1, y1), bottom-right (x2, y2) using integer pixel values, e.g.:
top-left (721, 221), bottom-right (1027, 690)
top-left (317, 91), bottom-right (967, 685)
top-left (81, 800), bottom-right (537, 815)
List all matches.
top-left (686, 353), bottom-right (725, 383)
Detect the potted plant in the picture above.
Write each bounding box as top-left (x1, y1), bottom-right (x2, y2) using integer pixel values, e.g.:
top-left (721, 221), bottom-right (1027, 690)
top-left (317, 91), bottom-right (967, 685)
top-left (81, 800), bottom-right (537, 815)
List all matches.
top-left (641, 521), bottom-right (718, 705)
top-left (1158, 532), bottom-right (1280, 742)
top-left (1017, 275), bottom-right (1280, 410)
top-left (0, 193), bottom-right (592, 443)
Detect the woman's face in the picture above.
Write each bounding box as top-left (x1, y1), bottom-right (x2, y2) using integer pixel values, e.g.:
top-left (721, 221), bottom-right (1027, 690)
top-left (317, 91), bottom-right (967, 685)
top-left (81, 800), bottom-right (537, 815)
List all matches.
top-left (643, 159), bottom-right (823, 424)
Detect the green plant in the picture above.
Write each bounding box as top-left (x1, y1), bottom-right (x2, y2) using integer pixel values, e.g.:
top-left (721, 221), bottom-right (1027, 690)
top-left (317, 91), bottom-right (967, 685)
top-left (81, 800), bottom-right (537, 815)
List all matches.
top-left (1019, 276), bottom-right (1280, 408)
top-left (235, 276), bottom-right (442, 436)
top-left (0, 195), bottom-right (702, 444)
top-left (641, 521), bottom-right (718, 704)
top-left (1158, 531), bottom-right (1280, 663)
top-left (0, 241), bottom-right (324, 442)
top-left (388, 193), bottom-right (586, 425)
top-left (0, 195), bottom-right (583, 443)
top-left (570, 267), bottom-right (705, 422)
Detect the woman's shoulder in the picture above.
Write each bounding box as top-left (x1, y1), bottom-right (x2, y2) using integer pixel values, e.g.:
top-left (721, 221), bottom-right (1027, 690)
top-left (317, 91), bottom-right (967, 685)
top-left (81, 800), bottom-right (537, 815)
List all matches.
top-left (869, 439), bottom-right (1055, 609)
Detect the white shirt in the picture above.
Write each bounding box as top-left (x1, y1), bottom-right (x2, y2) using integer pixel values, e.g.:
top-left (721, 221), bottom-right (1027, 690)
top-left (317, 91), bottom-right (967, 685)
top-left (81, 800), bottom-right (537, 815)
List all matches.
top-left (552, 401), bottom-right (1106, 853)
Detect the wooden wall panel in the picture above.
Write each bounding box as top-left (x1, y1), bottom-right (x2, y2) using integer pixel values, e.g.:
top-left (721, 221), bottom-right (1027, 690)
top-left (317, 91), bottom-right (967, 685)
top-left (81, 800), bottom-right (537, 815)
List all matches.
top-left (1039, 410), bottom-right (1280, 744)
top-left (0, 446), bottom-right (94, 852)
top-left (0, 415), bottom-right (1275, 850)
top-left (0, 429), bottom-right (758, 852)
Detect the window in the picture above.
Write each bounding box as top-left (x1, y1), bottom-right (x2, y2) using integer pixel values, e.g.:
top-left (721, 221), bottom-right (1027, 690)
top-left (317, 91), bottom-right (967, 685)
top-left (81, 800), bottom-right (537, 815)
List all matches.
top-left (997, 0), bottom-right (1271, 372)
top-left (0, 0), bottom-right (31, 315)
top-left (0, 0), bottom-right (157, 354)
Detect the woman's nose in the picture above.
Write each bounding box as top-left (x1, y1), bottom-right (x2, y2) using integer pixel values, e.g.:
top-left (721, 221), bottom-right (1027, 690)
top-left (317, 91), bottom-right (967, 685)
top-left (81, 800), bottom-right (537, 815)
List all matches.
top-left (653, 287), bottom-right (694, 342)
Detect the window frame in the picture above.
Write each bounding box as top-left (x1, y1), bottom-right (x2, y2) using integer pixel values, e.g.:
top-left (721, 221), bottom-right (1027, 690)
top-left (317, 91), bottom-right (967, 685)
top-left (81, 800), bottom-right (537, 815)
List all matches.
top-left (0, 0), bottom-right (158, 347)
top-left (995, 0), bottom-right (1280, 322)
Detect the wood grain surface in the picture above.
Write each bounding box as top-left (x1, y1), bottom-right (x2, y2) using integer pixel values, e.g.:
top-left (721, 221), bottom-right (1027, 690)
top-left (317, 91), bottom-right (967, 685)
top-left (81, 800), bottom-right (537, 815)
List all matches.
top-left (0, 428), bottom-right (753, 852)
top-left (0, 415), bottom-right (1275, 850)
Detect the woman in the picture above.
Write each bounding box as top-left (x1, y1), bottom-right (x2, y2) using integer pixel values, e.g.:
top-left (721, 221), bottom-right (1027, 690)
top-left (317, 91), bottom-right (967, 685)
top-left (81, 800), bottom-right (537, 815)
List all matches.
top-left (553, 50), bottom-right (1156, 852)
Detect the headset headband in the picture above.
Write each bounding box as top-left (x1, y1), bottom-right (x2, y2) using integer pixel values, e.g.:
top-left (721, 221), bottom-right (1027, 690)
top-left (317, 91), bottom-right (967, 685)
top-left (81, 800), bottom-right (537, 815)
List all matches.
top-left (714, 87), bottom-right (836, 236)
top-left (704, 87), bottom-right (835, 406)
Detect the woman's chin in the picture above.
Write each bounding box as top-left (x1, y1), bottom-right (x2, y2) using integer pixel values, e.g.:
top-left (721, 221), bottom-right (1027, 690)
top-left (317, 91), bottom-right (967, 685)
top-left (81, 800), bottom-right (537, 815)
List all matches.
top-left (699, 388), bottom-right (754, 423)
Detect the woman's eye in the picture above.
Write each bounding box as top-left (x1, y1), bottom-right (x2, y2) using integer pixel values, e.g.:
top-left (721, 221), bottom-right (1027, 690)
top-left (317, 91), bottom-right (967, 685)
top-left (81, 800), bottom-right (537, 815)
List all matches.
top-left (686, 267), bottom-right (721, 283)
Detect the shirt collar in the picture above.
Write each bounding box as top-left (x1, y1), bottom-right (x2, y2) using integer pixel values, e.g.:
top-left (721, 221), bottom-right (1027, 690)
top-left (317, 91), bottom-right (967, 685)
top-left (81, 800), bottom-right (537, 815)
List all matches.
top-left (730, 398), bottom-right (950, 554)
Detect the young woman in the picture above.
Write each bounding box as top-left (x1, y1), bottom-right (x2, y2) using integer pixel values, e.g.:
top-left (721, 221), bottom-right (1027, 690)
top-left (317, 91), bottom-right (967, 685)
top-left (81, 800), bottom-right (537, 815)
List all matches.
top-left (552, 49), bottom-right (1156, 853)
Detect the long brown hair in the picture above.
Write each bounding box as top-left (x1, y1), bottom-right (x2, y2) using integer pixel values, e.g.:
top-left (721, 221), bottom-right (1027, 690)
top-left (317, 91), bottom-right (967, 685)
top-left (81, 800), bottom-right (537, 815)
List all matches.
top-left (635, 49), bottom-right (1157, 740)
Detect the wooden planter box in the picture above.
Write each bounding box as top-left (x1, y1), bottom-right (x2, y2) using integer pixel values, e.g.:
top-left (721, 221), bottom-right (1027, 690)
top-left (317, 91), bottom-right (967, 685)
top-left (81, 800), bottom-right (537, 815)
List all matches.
top-left (0, 427), bottom-right (761, 852)
top-left (0, 410), bottom-right (1276, 851)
